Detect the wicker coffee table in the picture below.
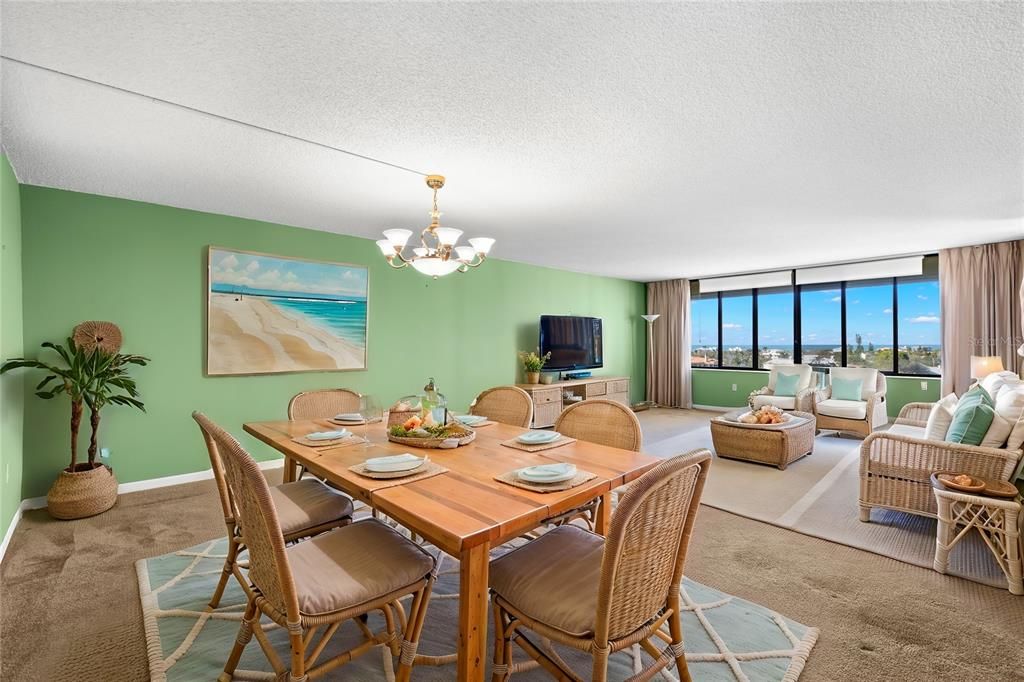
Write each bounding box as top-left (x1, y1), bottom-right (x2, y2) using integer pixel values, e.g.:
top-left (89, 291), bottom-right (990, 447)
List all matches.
top-left (710, 410), bottom-right (816, 470)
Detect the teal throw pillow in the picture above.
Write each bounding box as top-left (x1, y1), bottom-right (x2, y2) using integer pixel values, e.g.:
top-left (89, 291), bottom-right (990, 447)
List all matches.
top-left (946, 386), bottom-right (995, 446)
top-left (775, 373), bottom-right (801, 397)
top-left (831, 377), bottom-right (864, 402)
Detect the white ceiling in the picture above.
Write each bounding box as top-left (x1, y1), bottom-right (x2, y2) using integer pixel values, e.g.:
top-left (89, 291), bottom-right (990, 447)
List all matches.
top-left (1, 2), bottom-right (1022, 281)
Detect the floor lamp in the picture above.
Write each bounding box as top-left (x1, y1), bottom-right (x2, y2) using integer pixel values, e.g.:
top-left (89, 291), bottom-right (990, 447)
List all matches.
top-left (639, 314), bottom-right (660, 409)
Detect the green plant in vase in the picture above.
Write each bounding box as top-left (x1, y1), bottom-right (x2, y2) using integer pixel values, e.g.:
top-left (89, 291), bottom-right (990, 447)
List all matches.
top-left (518, 349), bottom-right (551, 384)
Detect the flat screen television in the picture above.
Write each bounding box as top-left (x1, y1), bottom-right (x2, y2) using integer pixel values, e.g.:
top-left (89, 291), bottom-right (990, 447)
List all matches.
top-left (539, 315), bottom-right (603, 371)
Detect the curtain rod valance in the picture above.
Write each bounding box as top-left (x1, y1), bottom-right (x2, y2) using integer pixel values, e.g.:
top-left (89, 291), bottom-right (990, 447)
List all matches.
top-left (697, 256), bottom-right (925, 293)
top-left (698, 270), bottom-right (791, 293)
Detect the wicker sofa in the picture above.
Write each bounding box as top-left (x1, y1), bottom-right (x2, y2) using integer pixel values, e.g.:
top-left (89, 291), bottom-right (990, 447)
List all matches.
top-left (858, 402), bottom-right (1023, 521)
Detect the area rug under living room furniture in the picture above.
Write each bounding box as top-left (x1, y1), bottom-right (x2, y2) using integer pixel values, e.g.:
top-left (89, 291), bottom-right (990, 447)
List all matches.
top-left (710, 411), bottom-right (816, 470)
top-left (136, 534), bottom-right (820, 681)
top-left (243, 418), bottom-right (659, 681)
top-left (931, 474), bottom-right (1023, 595)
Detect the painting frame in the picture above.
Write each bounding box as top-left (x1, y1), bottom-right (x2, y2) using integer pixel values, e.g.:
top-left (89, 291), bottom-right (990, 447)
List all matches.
top-left (205, 246), bottom-right (370, 377)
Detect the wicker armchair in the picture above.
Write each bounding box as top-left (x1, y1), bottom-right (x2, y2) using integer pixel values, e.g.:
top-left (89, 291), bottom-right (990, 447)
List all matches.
top-left (813, 368), bottom-right (888, 438)
top-left (194, 413), bottom-right (436, 682)
top-left (859, 403), bottom-right (1023, 521)
top-left (193, 413), bottom-right (354, 609)
top-left (287, 388), bottom-right (362, 420)
top-left (750, 364), bottom-right (818, 413)
top-left (489, 449), bottom-right (711, 682)
top-left (470, 386), bottom-right (534, 428)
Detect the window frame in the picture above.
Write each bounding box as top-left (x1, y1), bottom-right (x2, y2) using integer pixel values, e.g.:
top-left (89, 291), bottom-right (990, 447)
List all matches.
top-left (692, 271), bottom-right (941, 377)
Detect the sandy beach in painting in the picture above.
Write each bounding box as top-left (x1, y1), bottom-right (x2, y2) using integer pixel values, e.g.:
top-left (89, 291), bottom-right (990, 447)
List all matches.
top-left (208, 293), bottom-right (364, 374)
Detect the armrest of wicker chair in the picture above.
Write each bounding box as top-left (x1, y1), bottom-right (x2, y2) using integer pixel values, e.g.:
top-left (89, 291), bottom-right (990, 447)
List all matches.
top-left (895, 401), bottom-right (934, 428)
top-left (810, 387), bottom-right (832, 415)
top-left (860, 431), bottom-right (1022, 483)
top-left (864, 390), bottom-right (886, 422)
top-left (794, 387), bottom-right (818, 413)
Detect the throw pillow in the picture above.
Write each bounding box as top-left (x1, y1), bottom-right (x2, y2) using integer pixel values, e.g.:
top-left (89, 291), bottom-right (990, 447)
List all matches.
top-left (831, 377), bottom-right (864, 402)
top-left (995, 386), bottom-right (1024, 451)
top-left (775, 372), bottom-right (801, 397)
top-left (946, 386), bottom-right (996, 446)
top-left (980, 413), bottom-right (1013, 448)
top-left (924, 393), bottom-right (959, 441)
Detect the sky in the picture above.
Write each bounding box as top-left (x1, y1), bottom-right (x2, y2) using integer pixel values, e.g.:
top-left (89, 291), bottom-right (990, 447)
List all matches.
top-left (691, 280), bottom-right (941, 349)
top-left (210, 249), bottom-right (368, 298)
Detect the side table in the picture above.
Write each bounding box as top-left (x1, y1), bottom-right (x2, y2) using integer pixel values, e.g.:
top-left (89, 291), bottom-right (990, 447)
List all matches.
top-left (930, 474), bottom-right (1023, 595)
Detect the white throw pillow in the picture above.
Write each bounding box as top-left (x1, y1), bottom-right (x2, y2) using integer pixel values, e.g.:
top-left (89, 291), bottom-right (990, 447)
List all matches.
top-left (980, 413), bottom-right (1013, 448)
top-left (995, 386), bottom-right (1024, 451)
top-left (981, 371), bottom-right (1021, 402)
top-left (924, 393), bottom-right (959, 441)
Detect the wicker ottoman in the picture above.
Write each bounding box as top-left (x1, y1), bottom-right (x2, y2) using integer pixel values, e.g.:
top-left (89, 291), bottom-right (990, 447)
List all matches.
top-left (710, 410), bottom-right (816, 470)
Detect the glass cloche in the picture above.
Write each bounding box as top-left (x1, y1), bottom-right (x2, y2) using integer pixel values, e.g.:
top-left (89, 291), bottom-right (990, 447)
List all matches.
top-left (392, 377), bottom-right (449, 426)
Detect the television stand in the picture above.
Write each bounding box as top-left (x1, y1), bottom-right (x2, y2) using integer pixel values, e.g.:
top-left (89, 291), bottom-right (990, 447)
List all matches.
top-left (515, 376), bottom-right (631, 428)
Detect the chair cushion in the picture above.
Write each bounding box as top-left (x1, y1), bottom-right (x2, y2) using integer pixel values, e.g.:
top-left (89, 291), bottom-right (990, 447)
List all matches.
top-left (271, 478), bottom-right (354, 538)
top-left (924, 393), bottom-right (959, 441)
top-left (831, 377), bottom-right (864, 402)
top-left (774, 373), bottom-right (801, 397)
top-left (752, 394), bottom-right (796, 410)
top-left (888, 423), bottom-right (927, 439)
top-left (817, 399), bottom-right (867, 420)
top-left (490, 525), bottom-right (604, 637)
top-left (830, 367), bottom-right (879, 400)
top-left (287, 519), bottom-right (434, 616)
top-left (995, 386), bottom-right (1024, 451)
top-left (946, 386), bottom-right (995, 446)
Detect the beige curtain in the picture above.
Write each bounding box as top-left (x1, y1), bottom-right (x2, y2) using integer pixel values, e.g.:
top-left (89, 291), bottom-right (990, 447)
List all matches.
top-left (940, 240), bottom-right (1024, 395)
top-left (646, 279), bottom-right (691, 408)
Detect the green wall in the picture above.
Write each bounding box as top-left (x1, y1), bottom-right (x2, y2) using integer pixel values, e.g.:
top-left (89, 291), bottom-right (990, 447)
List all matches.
top-left (692, 368), bottom-right (940, 416)
top-left (1, 155), bottom-right (25, 539)
top-left (17, 186), bottom-right (646, 498)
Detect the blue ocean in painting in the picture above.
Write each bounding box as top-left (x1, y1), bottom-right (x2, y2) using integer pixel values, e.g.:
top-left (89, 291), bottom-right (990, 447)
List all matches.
top-left (211, 284), bottom-right (367, 348)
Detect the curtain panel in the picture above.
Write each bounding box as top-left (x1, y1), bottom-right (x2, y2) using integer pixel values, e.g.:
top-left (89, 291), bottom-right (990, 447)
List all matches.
top-left (646, 279), bottom-right (691, 408)
top-left (939, 240), bottom-right (1024, 395)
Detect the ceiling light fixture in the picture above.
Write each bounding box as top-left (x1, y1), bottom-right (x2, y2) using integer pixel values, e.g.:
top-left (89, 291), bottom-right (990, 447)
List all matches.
top-left (376, 175), bottom-right (494, 278)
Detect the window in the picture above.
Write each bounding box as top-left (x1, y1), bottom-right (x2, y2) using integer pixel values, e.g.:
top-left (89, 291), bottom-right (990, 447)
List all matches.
top-left (800, 285), bottom-right (842, 368)
top-left (689, 260), bottom-right (941, 376)
top-left (897, 278), bottom-right (941, 375)
top-left (721, 291), bottom-right (753, 367)
top-left (690, 294), bottom-right (718, 367)
top-left (845, 280), bottom-right (894, 371)
top-left (757, 287), bottom-right (794, 368)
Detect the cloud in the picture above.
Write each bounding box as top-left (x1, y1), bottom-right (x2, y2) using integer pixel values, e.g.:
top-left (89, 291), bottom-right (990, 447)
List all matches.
top-left (851, 299), bottom-right (860, 305)
top-left (830, 296), bottom-right (841, 303)
top-left (917, 294), bottom-right (927, 300)
top-left (883, 308), bottom-right (892, 314)
top-left (909, 315), bottom-right (940, 324)
top-left (722, 323), bottom-right (743, 329)
top-left (218, 254), bottom-right (238, 269)
top-left (246, 261), bottom-right (260, 273)
top-left (807, 333), bottom-right (818, 340)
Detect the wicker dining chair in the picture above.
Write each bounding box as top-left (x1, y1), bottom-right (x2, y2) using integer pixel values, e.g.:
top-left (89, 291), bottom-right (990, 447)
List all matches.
top-left (470, 386), bottom-right (534, 428)
top-left (194, 413), bottom-right (436, 682)
top-left (546, 399), bottom-right (643, 529)
top-left (193, 412), bottom-right (355, 609)
top-left (490, 449), bottom-right (711, 682)
top-left (287, 388), bottom-right (362, 420)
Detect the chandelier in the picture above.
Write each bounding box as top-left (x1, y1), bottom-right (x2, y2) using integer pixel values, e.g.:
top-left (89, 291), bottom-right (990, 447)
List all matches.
top-left (376, 175), bottom-right (494, 278)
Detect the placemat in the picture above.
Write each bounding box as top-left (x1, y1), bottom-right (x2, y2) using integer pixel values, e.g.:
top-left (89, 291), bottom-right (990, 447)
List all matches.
top-left (330, 418), bottom-right (366, 426)
top-left (500, 436), bottom-right (577, 452)
top-left (494, 469), bottom-right (597, 493)
top-left (291, 434), bottom-right (363, 448)
top-left (347, 460), bottom-right (449, 488)
top-left (455, 419), bottom-right (495, 428)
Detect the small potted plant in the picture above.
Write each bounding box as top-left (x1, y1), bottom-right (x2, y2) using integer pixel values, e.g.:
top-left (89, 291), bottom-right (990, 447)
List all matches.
top-left (0, 322), bottom-right (148, 519)
top-left (518, 349), bottom-right (551, 384)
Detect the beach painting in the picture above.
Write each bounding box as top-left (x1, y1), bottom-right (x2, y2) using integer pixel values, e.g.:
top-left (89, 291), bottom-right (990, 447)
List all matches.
top-left (206, 247), bottom-right (368, 375)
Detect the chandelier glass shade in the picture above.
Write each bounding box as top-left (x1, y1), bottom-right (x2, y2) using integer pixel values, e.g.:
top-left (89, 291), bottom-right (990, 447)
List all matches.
top-left (377, 175), bottom-right (495, 278)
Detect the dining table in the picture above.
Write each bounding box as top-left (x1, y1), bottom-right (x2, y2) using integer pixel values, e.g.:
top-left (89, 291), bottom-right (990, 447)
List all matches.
top-left (243, 417), bottom-right (660, 682)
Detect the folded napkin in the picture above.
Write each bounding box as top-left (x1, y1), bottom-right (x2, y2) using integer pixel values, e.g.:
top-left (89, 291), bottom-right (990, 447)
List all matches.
top-left (366, 453), bottom-right (422, 466)
top-left (522, 463), bottom-right (575, 476)
top-left (305, 430), bottom-right (350, 441)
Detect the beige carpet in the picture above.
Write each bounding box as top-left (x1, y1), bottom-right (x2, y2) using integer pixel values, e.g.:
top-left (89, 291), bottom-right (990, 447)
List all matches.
top-left (642, 409), bottom-right (1012, 589)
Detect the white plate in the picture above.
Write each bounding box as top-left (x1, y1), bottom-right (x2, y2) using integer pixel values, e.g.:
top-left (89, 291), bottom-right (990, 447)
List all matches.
top-left (455, 414), bottom-right (488, 426)
top-left (516, 430), bottom-right (561, 444)
top-left (365, 453), bottom-right (426, 473)
top-left (304, 430), bottom-right (351, 441)
top-left (334, 413), bottom-right (365, 422)
top-left (517, 462), bottom-right (577, 483)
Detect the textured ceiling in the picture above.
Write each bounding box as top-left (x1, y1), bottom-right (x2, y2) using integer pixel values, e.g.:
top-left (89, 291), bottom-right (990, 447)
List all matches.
top-left (1, 2), bottom-right (1022, 281)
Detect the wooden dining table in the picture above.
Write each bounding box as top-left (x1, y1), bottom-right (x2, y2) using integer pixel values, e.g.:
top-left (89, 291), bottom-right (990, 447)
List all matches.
top-left (243, 417), bottom-right (660, 682)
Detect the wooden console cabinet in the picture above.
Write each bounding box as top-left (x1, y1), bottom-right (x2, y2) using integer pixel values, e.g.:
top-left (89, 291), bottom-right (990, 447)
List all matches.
top-left (515, 376), bottom-right (631, 428)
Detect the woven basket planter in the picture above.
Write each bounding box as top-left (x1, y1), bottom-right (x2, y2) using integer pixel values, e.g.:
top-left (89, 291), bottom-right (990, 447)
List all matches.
top-left (47, 463), bottom-right (118, 520)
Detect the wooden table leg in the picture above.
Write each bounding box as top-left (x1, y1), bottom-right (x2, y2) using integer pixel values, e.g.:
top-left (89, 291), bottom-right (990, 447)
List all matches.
top-left (282, 456), bottom-right (298, 483)
top-left (458, 542), bottom-right (490, 682)
top-left (595, 492), bottom-right (612, 536)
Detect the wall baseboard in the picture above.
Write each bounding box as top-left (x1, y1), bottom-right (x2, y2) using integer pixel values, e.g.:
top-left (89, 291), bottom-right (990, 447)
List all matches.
top-left (0, 458), bottom-right (284, 564)
top-left (691, 404), bottom-right (734, 412)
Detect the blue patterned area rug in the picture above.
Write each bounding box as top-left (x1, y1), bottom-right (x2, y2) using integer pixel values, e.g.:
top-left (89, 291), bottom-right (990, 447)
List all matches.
top-left (137, 537), bottom-right (818, 681)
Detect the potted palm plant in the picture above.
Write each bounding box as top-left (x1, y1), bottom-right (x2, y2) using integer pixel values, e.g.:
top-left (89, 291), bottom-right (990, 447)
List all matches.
top-left (0, 322), bottom-right (148, 519)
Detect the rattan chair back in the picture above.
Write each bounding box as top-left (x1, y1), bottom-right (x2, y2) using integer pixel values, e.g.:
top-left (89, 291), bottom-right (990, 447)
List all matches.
top-left (555, 399), bottom-right (642, 451)
top-left (194, 414), bottom-right (235, 523)
top-left (470, 386), bottom-right (534, 428)
top-left (595, 449), bottom-right (710, 642)
top-left (287, 388), bottom-right (362, 420)
top-left (193, 412), bottom-right (300, 622)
